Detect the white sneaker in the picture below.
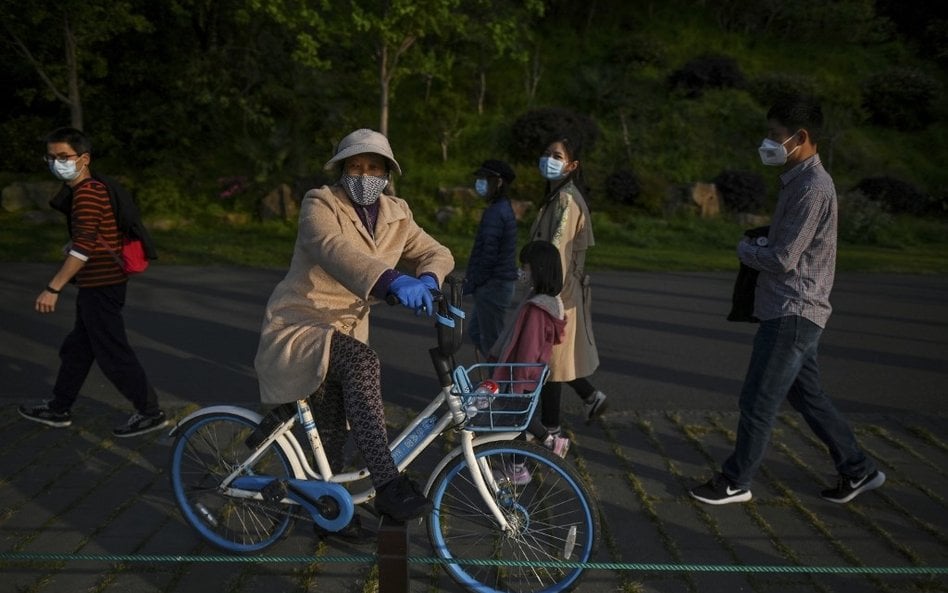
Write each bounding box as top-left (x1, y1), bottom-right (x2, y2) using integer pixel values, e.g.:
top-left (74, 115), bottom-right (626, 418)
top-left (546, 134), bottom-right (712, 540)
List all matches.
top-left (583, 391), bottom-right (608, 423)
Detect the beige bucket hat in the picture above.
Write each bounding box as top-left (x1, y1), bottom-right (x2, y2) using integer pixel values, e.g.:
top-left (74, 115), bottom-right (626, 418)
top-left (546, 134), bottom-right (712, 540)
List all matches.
top-left (323, 128), bottom-right (402, 175)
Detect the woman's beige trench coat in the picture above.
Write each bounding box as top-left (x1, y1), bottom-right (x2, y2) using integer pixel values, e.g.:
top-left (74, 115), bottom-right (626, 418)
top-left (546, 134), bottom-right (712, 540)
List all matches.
top-left (529, 180), bottom-right (599, 382)
top-left (254, 186), bottom-right (454, 404)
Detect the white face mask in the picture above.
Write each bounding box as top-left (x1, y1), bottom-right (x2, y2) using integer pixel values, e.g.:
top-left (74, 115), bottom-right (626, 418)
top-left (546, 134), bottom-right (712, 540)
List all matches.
top-left (341, 174), bottom-right (388, 205)
top-left (49, 158), bottom-right (80, 181)
top-left (474, 178), bottom-right (489, 197)
top-left (538, 156), bottom-right (567, 180)
top-left (758, 131), bottom-right (801, 166)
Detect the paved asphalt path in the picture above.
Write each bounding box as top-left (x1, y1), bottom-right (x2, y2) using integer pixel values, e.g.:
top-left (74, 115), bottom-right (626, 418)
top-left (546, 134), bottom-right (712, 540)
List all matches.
top-left (1, 263), bottom-right (946, 593)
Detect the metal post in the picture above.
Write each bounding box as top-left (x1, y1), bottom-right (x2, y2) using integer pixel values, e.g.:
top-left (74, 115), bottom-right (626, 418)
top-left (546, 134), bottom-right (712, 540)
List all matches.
top-left (377, 516), bottom-right (409, 593)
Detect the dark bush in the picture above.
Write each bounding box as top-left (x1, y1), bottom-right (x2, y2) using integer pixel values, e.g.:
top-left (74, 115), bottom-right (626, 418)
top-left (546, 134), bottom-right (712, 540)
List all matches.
top-left (508, 107), bottom-right (600, 164)
top-left (713, 169), bottom-right (768, 213)
top-left (668, 55), bottom-right (746, 98)
top-left (748, 73), bottom-right (818, 110)
top-left (851, 176), bottom-right (930, 215)
top-left (862, 67), bottom-right (939, 130)
top-left (605, 169), bottom-right (641, 206)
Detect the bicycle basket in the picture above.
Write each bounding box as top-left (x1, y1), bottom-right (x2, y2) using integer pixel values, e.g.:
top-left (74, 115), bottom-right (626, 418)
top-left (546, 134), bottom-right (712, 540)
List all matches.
top-left (451, 362), bottom-right (549, 432)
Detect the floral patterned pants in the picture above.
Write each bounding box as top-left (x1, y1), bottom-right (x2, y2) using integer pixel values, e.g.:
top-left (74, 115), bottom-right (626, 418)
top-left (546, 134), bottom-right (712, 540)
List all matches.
top-left (310, 331), bottom-right (398, 488)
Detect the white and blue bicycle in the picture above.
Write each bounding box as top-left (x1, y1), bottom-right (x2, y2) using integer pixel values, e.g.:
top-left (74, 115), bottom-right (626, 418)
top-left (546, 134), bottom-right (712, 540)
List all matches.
top-left (168, 278), bottom-right (600, 593)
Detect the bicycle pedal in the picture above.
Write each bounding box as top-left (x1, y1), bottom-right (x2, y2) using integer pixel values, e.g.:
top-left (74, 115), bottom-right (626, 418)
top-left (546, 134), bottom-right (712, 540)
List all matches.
top-left (261, 479), bottom-right (288, 503)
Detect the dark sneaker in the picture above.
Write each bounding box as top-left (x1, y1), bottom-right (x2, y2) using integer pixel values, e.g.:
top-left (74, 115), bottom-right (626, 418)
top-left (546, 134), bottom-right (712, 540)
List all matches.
top-left (374, 474), bottom-right (433, 522)
top-left (112, 410), bottom-right (168, 438)
top-left (820, 470), bottom-right (886, 504)
top-left (583, 390), bottom-right (608, 423)
top-left (689, 474), bottom-right (752, 505)
top-left (19, 402), bottom-right (72, 428)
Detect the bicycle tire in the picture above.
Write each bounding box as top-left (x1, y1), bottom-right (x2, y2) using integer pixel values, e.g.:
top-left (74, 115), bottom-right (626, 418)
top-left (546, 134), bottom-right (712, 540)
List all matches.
top-left (427, 441), bottom-right (600, 593)
top-left (169, 412), bottom-right (295, 553)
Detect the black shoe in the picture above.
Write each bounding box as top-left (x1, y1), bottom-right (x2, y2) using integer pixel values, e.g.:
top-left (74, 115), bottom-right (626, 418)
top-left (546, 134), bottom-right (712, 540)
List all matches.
top-left (113, 410), bottom-right (168, 438)
top-left (689, 474), bottom-right (752, 505)
top-left (314, 514), bottom-right (375, 544)
top-left (374, 474), bottom-right (433, 522)
top-left (821, 470), bottom-right (886, 504)
top-left (19, 402), bottom-right (72, 428)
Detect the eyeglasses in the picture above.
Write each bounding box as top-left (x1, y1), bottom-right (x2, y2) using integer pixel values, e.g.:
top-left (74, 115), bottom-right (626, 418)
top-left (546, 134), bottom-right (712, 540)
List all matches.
top-left (43, 153), bottom-right (80, 165)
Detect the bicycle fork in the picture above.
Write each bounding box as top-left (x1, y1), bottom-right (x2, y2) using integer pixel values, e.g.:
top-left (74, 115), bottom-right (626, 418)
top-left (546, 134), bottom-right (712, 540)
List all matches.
top-left (459, 430), bottom-right (514, 534)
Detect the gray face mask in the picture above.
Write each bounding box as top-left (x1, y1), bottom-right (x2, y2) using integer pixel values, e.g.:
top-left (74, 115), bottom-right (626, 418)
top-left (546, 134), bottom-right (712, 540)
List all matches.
top-left (341, 174), bottom-right (388, 206)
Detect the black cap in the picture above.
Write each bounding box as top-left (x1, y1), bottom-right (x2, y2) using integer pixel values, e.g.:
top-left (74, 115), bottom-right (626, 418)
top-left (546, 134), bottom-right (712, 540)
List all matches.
top-left (473, 159), bottom-right (516, 184)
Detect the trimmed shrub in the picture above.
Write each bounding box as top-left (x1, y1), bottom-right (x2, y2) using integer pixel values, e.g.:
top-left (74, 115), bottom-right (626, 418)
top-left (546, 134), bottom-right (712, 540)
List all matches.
top-left (838, 190), bottom-right (894, 245)
top-left (748, 73), bottom-right (819, 110)
top-left (862, 67), bottom-right (939, 130)
top-left (668, 55), bottom-right (746, 98)
top-left (605, 169), bottom-right (641, 207)
top-left (851, 176), bottom-right (930, 215)
top-left (712, 169), bottom-right (768, 213)
top-left (508, 107), bottom-right (600, 164)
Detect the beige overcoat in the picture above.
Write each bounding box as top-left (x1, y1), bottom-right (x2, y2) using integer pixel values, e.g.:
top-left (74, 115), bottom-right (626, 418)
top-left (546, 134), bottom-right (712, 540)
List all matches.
top-left (529, 180), bottom-right (599, 382)
top-left (254, 185), bottom-right (454, 404)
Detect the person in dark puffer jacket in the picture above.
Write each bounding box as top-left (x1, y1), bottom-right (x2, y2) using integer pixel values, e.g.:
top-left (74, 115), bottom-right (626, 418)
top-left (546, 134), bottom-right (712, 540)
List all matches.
top-left (464, 159), bottom-right (519, 358)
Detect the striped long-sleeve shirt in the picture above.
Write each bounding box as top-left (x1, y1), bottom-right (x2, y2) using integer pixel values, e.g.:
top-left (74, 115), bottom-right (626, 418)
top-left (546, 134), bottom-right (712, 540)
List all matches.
top-left (739, 155), bottom-right (837, 328)
top-left (68, 177), bottom-right (126, 287)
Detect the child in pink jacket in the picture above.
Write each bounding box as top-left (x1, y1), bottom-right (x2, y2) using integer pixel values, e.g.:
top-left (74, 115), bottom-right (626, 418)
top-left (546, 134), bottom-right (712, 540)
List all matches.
top-left (489, 241), bottom-right (570, 481)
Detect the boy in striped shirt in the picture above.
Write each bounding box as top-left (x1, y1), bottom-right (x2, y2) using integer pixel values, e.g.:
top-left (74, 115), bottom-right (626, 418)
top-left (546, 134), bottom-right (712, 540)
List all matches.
top-left (19, 128), bottom-right (167, 437)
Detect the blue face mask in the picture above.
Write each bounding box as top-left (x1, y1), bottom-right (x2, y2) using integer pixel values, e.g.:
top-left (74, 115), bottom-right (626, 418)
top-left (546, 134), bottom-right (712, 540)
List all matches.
top-left (538, 156), bottom-right (567, 181)
top-left (474, 178), bottom-right (489, 197)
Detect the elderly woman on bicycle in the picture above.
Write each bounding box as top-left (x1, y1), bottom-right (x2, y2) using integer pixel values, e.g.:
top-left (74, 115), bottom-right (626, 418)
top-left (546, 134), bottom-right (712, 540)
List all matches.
top-left (254, 129), bottom-right (454, 523)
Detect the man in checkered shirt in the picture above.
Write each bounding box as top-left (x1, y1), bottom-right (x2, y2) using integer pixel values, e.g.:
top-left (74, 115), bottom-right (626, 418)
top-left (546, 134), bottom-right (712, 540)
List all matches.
top-left (690, 94), bottom-right (885, 506)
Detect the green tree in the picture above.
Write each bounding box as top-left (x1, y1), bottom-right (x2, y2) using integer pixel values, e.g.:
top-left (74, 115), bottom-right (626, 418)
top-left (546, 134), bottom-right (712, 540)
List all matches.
top-left (1, 2), bottom-right (149, 130)
top-left (348, 0), bottom-right (462, 136)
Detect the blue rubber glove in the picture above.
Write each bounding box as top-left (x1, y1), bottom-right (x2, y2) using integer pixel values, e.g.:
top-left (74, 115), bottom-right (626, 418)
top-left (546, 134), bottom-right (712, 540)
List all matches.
top-left (419, 274), bottom-right (439, 292)
top-left (388, 275), bottom-right (434, 316)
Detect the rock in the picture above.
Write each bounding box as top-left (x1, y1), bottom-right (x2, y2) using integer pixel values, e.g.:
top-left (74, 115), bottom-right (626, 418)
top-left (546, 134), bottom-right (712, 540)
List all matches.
top-left (437, 185), bottom-right (477, 204)
top-left (510, 199), bottom-right (534, 222)
top-left (1, 181), bottom-right (62, 212)
top-left (21, 210), bottom-right (62, 225)
top-left (736, 212), bottom-right (770, 227)
top-left (260, 183), bottom-right (299, 221)
top-left (691, 182), bottom-right (721, 218)
top-left (435, 206), bottom-right (459, 224)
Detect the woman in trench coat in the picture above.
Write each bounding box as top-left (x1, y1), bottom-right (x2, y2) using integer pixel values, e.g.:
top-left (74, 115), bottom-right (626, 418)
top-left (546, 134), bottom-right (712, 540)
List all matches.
top-left (529, 136), bottom-right (608, 436)
top-left (253, 129), bottom-right (454, 524)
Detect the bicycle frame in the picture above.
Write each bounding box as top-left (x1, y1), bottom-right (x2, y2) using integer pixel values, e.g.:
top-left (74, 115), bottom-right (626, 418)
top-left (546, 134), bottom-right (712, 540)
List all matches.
top-left (171, 369), bottom-right (524, 533)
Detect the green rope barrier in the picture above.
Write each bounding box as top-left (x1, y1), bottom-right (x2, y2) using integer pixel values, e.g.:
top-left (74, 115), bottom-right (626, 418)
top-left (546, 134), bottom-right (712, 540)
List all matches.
top-left (0, 552), bottom-right (944, 575)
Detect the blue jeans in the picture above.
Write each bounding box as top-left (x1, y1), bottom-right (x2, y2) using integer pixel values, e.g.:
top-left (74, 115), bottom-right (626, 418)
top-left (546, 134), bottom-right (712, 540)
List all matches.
top-left (722, 316), bottom-right (874, 489)
top-left (467, 279), bottom-right (515, 356)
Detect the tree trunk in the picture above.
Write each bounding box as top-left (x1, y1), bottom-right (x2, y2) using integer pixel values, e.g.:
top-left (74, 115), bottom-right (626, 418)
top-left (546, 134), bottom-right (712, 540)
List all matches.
top-left (64, 16), bottom-right (83, 130)
top-left (477, 69), bottom-right (486, 115)
top-left (379, 43), bottom-right (389, 136)
top-left (619, 109), bottom-right (632, 162)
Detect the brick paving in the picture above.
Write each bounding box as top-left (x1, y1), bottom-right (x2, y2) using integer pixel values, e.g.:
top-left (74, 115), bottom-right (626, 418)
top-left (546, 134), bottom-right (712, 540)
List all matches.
top-left (1, 265), bottom-right (946, 592)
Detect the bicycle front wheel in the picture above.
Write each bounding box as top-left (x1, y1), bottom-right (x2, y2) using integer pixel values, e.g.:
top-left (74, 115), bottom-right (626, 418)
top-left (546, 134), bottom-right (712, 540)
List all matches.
top-left (168, 412), bottom-right (295, 553)
top-left (427, 441), bottom-right (600, 593)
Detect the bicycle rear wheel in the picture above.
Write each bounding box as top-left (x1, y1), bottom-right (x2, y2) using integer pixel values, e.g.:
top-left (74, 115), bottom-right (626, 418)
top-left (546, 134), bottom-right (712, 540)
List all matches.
top-left (427, 441), bottom-right (600, 593)
top-left (169, 412), bottom-right (295, 553)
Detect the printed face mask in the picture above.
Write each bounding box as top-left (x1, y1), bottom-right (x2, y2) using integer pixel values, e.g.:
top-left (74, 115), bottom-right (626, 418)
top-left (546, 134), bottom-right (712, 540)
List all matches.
top-left (538, 156), bottom-right (567, 180)
top-left (342, 174), bottom-right (388, 205)
top-left (474, 178), bottom-right (489, 197)
top-left (758, 131), bottom-right (801, 166)
top-left (49, 158), bottom-right (80, 181)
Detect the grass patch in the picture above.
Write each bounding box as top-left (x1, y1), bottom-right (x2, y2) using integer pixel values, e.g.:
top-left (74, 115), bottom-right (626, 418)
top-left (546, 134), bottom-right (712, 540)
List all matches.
top-left (2, 210), bottom-right (946, 273)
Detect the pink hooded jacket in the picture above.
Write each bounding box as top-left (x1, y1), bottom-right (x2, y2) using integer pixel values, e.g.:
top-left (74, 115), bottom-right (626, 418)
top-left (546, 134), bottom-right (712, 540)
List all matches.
top-left (490, 293), bottom-right (567, 393)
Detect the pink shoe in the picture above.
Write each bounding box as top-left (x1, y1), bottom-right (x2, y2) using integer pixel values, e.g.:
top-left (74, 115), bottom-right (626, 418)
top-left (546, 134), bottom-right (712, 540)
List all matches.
top-left (506, 463), bottom-right (532, 485)
top-left (544, 434), bottom-right (570, 458)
